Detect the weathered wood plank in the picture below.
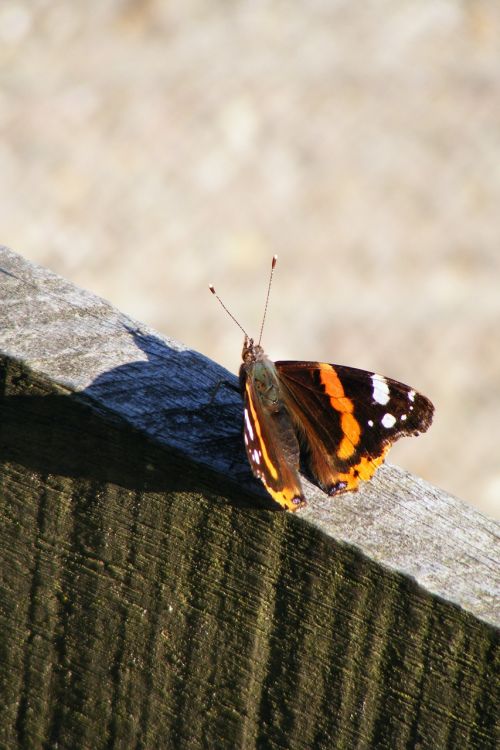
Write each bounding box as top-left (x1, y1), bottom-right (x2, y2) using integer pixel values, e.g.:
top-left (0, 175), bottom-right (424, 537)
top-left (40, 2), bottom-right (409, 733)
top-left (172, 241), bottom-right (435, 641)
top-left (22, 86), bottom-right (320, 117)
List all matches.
top-left (0, 246), bottom-right (498, 750)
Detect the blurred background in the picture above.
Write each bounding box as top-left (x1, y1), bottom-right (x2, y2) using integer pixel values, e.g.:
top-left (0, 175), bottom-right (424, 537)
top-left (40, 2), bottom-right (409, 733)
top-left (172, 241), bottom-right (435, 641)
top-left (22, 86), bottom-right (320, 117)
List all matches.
top-left (1, 1), bottom-right (499, 518)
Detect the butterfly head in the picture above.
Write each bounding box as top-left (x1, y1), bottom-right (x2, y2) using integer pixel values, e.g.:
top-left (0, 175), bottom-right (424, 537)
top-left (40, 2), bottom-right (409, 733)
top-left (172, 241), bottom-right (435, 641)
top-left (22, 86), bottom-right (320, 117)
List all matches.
top-left (210, 255), bottom-right (277, 368)
top-left (242, 335), bottom-right (265, 365)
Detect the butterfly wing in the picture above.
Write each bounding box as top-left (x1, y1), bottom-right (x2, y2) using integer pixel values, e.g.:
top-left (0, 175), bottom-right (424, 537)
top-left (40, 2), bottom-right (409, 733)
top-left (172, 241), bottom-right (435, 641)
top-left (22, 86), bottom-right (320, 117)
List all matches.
top-left (275, 361), bottom-right (434, 495)
top-left (241, 366), bottom-right (306, 511)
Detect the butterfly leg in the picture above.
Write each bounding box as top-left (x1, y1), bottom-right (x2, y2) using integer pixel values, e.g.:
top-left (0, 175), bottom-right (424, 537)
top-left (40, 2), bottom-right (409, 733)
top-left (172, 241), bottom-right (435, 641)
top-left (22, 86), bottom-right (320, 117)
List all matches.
top-left (205, 378), bottom-right (241, 407)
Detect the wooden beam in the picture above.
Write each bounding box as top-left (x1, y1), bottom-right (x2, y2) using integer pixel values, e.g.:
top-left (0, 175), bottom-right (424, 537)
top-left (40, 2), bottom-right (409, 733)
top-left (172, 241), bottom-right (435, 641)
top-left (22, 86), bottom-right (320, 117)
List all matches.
top-left (0, 246), bottom-right (498, 749)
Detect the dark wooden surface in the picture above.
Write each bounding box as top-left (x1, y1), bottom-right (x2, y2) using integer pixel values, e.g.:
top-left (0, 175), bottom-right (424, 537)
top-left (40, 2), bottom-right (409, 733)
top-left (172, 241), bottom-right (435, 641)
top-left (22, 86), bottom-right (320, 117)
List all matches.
top-left (0, 246), bottom-right (498, 750)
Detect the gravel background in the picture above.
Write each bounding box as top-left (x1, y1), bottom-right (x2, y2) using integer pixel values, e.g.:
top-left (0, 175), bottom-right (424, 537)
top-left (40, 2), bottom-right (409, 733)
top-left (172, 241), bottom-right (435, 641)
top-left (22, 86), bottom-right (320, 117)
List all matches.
top-left (1, 1), bottom-right (499, 518)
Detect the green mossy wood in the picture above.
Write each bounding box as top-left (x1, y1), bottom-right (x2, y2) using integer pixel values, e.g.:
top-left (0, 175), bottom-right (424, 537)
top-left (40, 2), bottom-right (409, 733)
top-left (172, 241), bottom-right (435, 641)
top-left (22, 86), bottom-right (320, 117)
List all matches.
top-left (0, 247), bottom-right (498, 750)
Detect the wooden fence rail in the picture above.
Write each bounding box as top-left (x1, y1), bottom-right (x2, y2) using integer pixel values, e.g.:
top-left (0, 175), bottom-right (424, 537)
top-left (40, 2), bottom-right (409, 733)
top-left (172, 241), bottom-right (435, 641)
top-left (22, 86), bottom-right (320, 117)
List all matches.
top-left (0, 246), bottom-right (498, 749)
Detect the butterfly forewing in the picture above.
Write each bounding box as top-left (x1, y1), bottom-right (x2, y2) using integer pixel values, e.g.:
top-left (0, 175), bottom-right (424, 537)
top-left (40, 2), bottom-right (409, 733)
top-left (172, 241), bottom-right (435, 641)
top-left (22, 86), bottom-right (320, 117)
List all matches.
top-left (275, 361), bottom-right (434, 495)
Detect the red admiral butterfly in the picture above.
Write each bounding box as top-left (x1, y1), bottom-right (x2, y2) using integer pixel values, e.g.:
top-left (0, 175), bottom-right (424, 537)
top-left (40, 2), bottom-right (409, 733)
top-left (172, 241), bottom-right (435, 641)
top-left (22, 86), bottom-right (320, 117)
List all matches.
top-left (210, 256), bottom-right (434, 511)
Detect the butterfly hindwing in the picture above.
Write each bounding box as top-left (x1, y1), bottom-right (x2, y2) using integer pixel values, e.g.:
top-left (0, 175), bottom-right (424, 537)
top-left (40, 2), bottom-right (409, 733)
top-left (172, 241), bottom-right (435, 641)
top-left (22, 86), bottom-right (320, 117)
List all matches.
top-left (241, 370), bottom-right (306, 511)
top-left (275, 361), bottom-right (434, 495)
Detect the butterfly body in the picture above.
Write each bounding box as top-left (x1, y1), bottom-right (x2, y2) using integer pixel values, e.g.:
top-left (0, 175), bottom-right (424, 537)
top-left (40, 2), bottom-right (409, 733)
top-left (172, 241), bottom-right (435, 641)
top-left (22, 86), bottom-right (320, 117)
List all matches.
top-left (240, 335), bottom-right (434, 511)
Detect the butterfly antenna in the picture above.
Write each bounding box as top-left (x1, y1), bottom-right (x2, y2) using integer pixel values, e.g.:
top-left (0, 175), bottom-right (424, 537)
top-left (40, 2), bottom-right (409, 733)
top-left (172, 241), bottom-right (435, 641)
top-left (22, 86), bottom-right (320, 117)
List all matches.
top-left (209, 283), bottom-right (249, 338)
top-left (257, 254), bottom-right (277, 346)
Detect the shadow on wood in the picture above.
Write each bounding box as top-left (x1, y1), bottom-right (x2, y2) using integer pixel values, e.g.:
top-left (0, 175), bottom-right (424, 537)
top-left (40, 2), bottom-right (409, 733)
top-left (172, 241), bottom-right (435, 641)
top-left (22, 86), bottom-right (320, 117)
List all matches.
top-left (0, 329), bottom-right (272, 509)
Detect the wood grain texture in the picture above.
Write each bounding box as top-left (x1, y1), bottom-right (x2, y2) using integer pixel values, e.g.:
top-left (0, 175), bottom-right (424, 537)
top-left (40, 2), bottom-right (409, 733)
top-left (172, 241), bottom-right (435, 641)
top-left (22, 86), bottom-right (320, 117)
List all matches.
top-left (0, 246), bottom-right (498, 750)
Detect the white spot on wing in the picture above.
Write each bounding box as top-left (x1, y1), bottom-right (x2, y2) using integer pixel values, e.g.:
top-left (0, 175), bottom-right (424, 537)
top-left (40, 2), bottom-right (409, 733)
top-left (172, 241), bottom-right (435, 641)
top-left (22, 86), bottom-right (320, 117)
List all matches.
top-left (367, 419), bottom-right (374, 427)
top-left (252, 449), bottom-right (261, 465)
top-left (408, 390), bottom-right (416, 402)
top-left (371, 374), bottom-right (390, 405)
top-left (381, 413), bottom-right (396, 428)
top-left (244, 408), bottom-right (254, 440)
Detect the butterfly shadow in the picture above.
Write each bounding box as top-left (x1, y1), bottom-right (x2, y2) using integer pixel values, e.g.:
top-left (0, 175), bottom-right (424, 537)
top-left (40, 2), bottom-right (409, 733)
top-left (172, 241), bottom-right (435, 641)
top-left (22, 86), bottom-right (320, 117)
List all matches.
top-left (0, 326), bottom-right (277, 511)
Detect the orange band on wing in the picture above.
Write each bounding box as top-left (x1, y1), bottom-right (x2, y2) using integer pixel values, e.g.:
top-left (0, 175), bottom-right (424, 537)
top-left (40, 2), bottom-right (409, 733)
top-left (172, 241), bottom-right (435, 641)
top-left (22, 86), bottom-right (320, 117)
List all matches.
top-left (268, 487), bottom-right (306, 511)
top-left (335, 447), bottom-right (389, 491)
top-left (318, 364), bottom-right (361, 459)
top-left (318, 363), bottom-right (351, 405)
top-left (338, 412), bottom-right (361, 459)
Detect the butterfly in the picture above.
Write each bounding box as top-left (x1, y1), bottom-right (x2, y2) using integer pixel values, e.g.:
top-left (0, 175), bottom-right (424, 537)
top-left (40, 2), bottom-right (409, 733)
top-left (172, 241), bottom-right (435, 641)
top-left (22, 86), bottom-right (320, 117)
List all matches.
top-left (210, 256), bottom-right (434, 511)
